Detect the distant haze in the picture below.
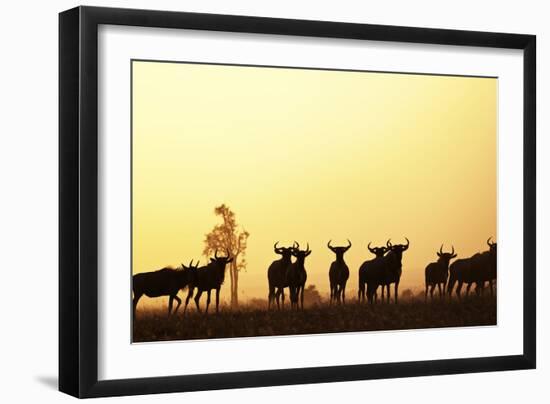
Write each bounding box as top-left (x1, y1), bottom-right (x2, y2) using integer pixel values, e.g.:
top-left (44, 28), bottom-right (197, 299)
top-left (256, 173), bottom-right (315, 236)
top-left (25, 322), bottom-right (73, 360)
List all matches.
top-left (132, 61), bottom-right (496, 303)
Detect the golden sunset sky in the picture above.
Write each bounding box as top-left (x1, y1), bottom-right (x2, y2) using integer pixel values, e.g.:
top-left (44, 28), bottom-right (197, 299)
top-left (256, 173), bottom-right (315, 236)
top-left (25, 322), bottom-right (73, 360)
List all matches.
top-left (132, 60), bottom-right (496, 304)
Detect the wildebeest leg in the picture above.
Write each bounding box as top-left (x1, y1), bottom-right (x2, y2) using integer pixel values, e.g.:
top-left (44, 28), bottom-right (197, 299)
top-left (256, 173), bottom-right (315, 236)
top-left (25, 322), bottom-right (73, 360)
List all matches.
top-left (300, 285), bottom-right (305, 310)
top-left (172, 295), bottom-right (182, 315)
top-left (429, 284), bottom-right (435, 300)
top-left (342, 284), bottom-right (346, 304)
top-left (456, 281), bottom-right (463, 299)
top-left (273, 287), bottom-right (279, 310)
top-left (465, 283), bottom-right (472, 297)
top-left (424, 284), bottom-right (428, 302)
top-left (215, 288), bottom-right (220, 313)
top-left (133, 293), bottom-right (142, 319)
top-left (394, 282), bottom-right (399, 304)
top-left (489, 280), bottom-right (494, 297)
top-left (184, 288), bottom-right (194, 314)
top-left (268, 285), bottom-right (274, 310)
top-left (168, 296), bottom-right (174, 316)
top-left (476, 281), bottom-right (484, 296)
top-left (280, 288), bottom-right (285, 309)
top-left (329, 284), bottom-right (334, 305)
top-left (387, 284), bottom-right (391, 304)
top-left (437, 283), bottom-right (443, 299)
top-left (194, 290), bottom-right (203, 313)
top-left (205, 290), bottom-right (211, 314)
top-left (447, 277), bottom-right (456, 297)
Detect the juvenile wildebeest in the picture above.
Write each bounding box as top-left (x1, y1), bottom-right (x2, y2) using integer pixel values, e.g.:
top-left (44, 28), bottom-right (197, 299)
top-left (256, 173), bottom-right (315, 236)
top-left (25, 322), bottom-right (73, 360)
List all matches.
top-left (358, 242), bottom-right (388, 303)
top-left (267, 242), bottom-right (295, 310)
top-left (380, 238), bottom-right (409, 304)
top-left (132, 260), bottom-right (199, 318)
top-left (286, 242), bottom-right (310, 310)
top-left (327, 239), bottom-right (352, 304)
top-left (425, 245), bottom-right (457, 301)
top-left (190, 250), bottom-right (233, 314)
top-left (447, 238), bottom-right (496, 299)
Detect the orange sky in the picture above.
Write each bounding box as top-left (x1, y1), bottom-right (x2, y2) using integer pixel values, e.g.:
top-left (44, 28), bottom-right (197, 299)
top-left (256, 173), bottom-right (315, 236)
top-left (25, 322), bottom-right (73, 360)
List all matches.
top-left (132, 60), bottom-right (496, 305)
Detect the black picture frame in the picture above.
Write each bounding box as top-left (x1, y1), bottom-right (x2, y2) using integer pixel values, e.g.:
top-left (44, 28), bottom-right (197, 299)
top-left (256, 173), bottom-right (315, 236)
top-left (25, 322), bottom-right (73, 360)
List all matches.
top-left (59, 5), bottom-right (536, 398)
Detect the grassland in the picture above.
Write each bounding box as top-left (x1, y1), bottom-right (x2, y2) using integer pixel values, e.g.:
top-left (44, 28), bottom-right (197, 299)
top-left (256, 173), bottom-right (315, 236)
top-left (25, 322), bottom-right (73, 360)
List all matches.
top-left (132, 295), bottom-right (496, 342)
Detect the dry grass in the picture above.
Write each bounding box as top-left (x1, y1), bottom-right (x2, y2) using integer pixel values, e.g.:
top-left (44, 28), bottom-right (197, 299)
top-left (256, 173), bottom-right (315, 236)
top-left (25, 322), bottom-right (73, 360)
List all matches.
top-left (132, 295), bottom-right (496, 342)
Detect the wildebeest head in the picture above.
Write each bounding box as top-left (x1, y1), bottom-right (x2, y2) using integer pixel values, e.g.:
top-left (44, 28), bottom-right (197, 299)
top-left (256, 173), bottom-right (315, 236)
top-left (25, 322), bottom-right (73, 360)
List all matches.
top-left (274, 241), bottom-right (294, 260)
top-left (487, 237), bottom-right (497, 255)
top-left (327, 239), bottom-right (352, 257)
top-left (367, 242), bottom-right (388, 258)
top-left (291, 241), bottom-right (312, 263)
top-left (181, 259), bottom-right (200, 283)
top-left (209, 250), bottom-right (234, 266)
top-left (436, 244), bottom-right (457, 262)
top-left (387, 238), bottom-right (410, 254)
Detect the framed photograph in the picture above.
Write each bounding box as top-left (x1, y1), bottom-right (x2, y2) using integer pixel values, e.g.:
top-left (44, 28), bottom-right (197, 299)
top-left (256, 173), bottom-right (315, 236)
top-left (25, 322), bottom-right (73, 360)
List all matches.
top-left (59, 6), bottom-right (536, 398)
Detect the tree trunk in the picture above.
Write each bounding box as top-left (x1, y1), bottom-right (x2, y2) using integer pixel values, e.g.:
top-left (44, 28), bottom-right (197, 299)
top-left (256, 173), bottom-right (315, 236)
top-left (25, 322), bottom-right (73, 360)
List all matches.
top-left (230, 261), bottom-right (239, 308)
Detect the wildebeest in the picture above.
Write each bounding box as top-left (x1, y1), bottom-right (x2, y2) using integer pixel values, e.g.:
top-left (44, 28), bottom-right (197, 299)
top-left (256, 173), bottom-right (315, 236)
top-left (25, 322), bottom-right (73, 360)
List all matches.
top-left (477, 238), bottom-right (497, 296)
top-left (380, 238), bottom-right (410, 304)
top-left (327, 239), bottom-right (352, 304)
top-left (425, 245), bottom-right (457, 301)
top-left (132, 260), bottom-right (199, 318)
top-left (267, 242), bottom-right (295, 310)
top-left (358, 242), bottom-right (388, 303)
top-left (286, 242), bottom-right (310, 309)
top-left (189, 250), bottom-right (233, 314)
top-left (447, 238), bottom-right (497, 298)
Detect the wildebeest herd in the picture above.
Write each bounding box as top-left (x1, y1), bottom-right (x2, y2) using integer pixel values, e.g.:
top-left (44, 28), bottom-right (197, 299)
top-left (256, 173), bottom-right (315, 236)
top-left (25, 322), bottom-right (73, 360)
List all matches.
top-left (132, 238), bottom-right (497, 317)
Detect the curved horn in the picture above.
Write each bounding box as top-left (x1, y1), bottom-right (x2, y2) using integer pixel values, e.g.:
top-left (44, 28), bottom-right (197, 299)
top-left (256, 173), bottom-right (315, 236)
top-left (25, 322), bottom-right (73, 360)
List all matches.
top-left (306, 242), bottom-right (310, 252)
top-left (274, 241), bottom-right (283, 253)
top-left (368, 242), bottom-right (375, 253)
top-left (439, 244), bottom-right (444, 255)
top-left (214, 250), bottom-right (219, 259)
top-left (487, 237), bottom-right (495, 247)
top-left (345, 239), bottom-right (352, 251)
top-left (327, 239), bottom-right (334, 251)
top-left (386, 239), bottom-right (392, 248)
top-left (293, 241), bottom-right (300, 250)
top-left (451, 245), bottom-right (455, 255)
top-left (189, 259), bottom-right (194, 268)
top-left (403, 237), bottom-right (410, 250)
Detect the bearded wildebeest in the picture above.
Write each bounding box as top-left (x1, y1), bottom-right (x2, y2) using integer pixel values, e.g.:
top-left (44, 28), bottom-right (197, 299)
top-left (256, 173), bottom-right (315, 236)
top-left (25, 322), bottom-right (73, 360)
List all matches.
top-left (132, 260), bottom-right (199, 318)
top-left (190, 250), bottom-right (233, 314)
top-left (425, 245), bottom-right (457, 301)
top-left (327, 239), bottom-right (352, 304)
top-left (358, 242), bottom-right (388, 303)
top-left (286, 242), bottom-right (310, 310)
top-left (267, 242), bottom-right (295, 310)
top-left (447, 238), bottom-right (497, 299)
top-left (380, 238), bottom-right (409, 304)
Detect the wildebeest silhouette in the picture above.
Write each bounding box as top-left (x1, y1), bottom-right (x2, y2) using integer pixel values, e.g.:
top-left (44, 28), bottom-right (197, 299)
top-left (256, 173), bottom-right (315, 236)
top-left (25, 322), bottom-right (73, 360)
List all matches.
top-left (132, 260), bottom-right (199, 318)
top-left (286, 242), bottom-right (310, 309)
top-left (425, 245), bottom-right (457, 301)
top-left (358, 242), bottom-right (388, 303)
top-left (380, 238), bottom-right (410, 304)
top-left (190, 250), bottom-right (233, 314)
top-left (327, 239), bottom-right (352, 304)
top-left (447, 238), bottom-right (496, 298)
top-left (477, 238), bottom-right (497, 296)
top-left (267, 242), bottom-right (295, 310)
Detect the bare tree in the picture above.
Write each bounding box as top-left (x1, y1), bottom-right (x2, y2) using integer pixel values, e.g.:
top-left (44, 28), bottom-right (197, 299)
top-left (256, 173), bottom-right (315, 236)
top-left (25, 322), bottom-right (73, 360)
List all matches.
top-left (203, 204), bottom-right (249, 308)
